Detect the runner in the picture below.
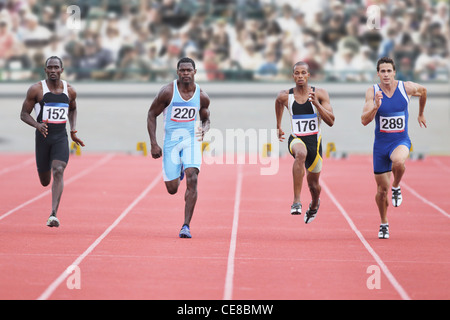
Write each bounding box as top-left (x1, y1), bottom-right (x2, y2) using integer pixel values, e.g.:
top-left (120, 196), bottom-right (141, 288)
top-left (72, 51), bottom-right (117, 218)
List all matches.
top-left (147, 57), bottom-right (210, 238)
top-left (20, 56), bottom-right (84, 227)
top-left (275, 61), bottom-right (335, 224)
top-left (361, 56), bottom-right (427, 239)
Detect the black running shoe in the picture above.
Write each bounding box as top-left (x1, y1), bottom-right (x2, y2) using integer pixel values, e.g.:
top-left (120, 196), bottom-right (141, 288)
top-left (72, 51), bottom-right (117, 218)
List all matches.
top-left (378, 224), bottom-right (389, 239)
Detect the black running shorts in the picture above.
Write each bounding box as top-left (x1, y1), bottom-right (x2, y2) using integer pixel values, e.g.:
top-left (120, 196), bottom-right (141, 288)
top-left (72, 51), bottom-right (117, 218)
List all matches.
top-left (35, 130), bottom-right (69, 173)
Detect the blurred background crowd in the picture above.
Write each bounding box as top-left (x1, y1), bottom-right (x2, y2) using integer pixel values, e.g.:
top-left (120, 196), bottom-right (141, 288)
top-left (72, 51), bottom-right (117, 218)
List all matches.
top-left (0, 0), bottom-right (449, 82)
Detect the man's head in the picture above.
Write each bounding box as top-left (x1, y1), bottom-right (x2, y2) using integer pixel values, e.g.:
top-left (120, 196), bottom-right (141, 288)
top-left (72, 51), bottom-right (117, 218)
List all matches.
top-left (292, 61), bottom-right (310, 85)
top-left (376, 57), bottom-right (396, 84)
top-left (177, 57), bottom-right (196, 85)
top-left (45, 56), bottom-right (64, 81)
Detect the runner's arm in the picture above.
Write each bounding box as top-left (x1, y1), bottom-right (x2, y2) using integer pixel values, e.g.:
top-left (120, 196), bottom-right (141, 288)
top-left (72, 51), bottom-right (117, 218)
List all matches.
top-left (275, 90), bottom-right (287, 142)
top-left (147, 84), bottom-right (171, 158)
top-left (20, 84), bottom-right (48, 137)
top-left (197, 90), bottom-right (210, 141)
top-left (405, 81), bottom-right (427, 128)
top-left (313, 88), bottom-right (335, 127)
top-left (361, 87), bottom-right (380, 126)
top-left (67, 85), bottom-right (85, 146)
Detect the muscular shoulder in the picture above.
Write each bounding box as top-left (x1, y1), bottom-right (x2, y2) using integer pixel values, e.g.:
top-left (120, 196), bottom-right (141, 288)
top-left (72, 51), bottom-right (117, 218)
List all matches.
top-left (157, 82), bottom-right (174, 103)
top-left (26, 81), bottom-right (43, 100)
top-left (315, 87), bottom-right (330, 99)
top-left (200, 88), bottom-right (210, 108)
top-left (276, 89), bottom-right (289, 104)
top-left (28, 81), bottom-right (42, 93)
top-left (403, 81), bottom-right (426, 96)
top-left (67, 82), bottom-right (77, 99)
top-left (365, 86), bottom-right (375, 99)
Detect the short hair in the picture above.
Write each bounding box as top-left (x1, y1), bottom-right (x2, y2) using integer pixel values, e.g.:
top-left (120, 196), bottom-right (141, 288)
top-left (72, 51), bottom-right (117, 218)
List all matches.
top-left (177, 57), bottom-right (196, 70)
top-left (45, 56), bottom-right (63, 68)
top-left (292, 61), bottom-right (309, 72)
top-left (377, 57), bottom-right (395, 72)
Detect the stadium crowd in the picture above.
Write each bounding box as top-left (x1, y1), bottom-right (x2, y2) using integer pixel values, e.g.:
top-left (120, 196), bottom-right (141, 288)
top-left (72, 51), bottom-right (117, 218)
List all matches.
top-left (0, 0), bottom-right (449, 82)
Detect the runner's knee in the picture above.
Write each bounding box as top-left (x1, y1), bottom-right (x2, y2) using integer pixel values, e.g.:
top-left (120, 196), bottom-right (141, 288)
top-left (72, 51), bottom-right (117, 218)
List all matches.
top-left (39, 172), bottom-right (51, 186)
top-left (52, 164), bottom-right (65, 179)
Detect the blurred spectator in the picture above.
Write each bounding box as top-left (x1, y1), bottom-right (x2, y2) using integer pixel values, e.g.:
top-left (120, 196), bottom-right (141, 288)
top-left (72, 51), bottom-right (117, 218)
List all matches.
top-left (333, 47), bottom-right (360, 82)
top-left (43, 35), bottom-right (66, 59)
top-left (19, 13), bottom-right (51, 56)
top-left (0, 18), bottom-right (15, 62)
top-left (238, 38), bottom-right (264, 75)
top-left (114, 44), bottom-right (150, 81)
top-left (414, 45), bottom-right (448, 81)
top-left (300, 41), bottom-right (322, 80)
top-left (102, 23), bottom-right (122, 61)
top-left (40, 6), bottom-right (56, 32)
top-left (320, 13), bottom-right (346, 52)
top-left (255, 49), bottom-right (278, 80)
top-left (378, 28), bottom-right (397, 59)
top-left (4, 41), bottom-right (32, 80)
top-left (276, 4), bottom-right (298, 41)
top-left (354, 46), bottom-right (376, 82)
top-left (426, 22), bottom-right (448, 58)
top-left (203, 40), bottom-right (225, 81)
top-left (77, 39), bottom-right (114, 80)
top-left (0, 0), bottom-right (448, 82)
top-left (396, 56), bottom-right (414, 81)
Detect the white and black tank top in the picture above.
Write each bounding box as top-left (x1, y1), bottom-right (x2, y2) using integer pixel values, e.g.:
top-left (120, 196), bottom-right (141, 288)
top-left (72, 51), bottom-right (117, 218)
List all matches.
top-left (34, 80), bottom-right (70, 134)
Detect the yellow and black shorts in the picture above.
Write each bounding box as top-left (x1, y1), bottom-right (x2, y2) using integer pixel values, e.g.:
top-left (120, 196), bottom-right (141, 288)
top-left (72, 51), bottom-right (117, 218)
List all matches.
top-left (288, 134), bottom-right (323, 173)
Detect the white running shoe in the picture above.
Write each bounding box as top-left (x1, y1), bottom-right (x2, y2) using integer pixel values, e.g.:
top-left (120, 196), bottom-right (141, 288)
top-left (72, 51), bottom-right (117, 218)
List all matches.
top-left (290, 202), bottom-right (302, 215)
top-left (392, 187), bottom-right (402, 207)
top-left (47, 215), bottom-right (60, 228)
top-left (304, 199), bottom-right (320, 224)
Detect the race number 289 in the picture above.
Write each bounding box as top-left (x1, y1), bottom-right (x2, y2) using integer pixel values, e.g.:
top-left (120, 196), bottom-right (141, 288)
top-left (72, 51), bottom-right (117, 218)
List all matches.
top-left (380, 114), bottom-right (405, 133)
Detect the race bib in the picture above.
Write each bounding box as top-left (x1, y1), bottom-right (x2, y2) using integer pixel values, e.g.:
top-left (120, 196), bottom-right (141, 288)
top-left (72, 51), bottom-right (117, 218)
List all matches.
top-left (171, 105), bottom-right (197, 122)
top-left (380, 113), bottom-right (405, 133)
top-left (292, 114), bottom-right (319, 136)
top-left (43, 103), bottom-right (69, 124)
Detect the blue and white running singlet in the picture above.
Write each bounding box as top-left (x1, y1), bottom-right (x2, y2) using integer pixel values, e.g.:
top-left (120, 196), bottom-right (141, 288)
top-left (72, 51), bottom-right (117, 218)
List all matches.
top-left (162, 80), bottom-right (202, 181)
top-left (373, 80), bottom-right (411, 174)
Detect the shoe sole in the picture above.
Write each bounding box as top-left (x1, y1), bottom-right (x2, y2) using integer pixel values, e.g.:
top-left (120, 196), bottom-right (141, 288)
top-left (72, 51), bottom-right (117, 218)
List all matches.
top-left (47, 220), bottom-right (60, 228)
top-left (179, 233), bottom-right (191, 238)
top-left (179, 228), bottom-right (191, 238)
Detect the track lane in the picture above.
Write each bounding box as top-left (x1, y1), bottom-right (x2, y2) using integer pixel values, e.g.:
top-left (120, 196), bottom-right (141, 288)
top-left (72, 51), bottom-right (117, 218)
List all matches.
top-left (322, 155), bottom-right (450, 300)
top-left (44, 158), bottom-right (239, 299)
top-left (0, 153), bottom-right (448, 300)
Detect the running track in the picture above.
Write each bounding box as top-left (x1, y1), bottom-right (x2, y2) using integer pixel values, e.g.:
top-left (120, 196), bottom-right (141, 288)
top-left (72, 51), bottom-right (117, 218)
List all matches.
top-left (0, 153), bottom-right (449, 300)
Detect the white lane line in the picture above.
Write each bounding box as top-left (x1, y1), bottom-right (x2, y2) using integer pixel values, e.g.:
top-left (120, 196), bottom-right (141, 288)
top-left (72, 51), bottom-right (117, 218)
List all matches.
top-left (402, 182), bottom-right (450, 218)
top-left (37, 171), bottom-right (163, 300)
top-left (321, 179), bottom-right (411, 300)
top-left (223, 164), bottom-right (243, 300)
top-left (0, 157), bottom-right (34, 176)
top-left (0, 153), bottom-right (115, 222)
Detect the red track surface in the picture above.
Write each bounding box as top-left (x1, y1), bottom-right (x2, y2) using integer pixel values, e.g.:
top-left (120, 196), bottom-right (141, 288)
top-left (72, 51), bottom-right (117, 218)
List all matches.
top-left (0, 153), bottom-right (449, 300)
